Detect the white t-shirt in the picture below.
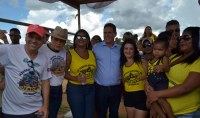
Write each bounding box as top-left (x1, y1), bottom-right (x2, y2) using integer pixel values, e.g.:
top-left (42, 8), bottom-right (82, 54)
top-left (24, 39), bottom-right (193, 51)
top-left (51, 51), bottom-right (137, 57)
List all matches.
top-left (39, 44), bottom-right (66, 86)
top-left (0, 44), bottom-right (51, 115)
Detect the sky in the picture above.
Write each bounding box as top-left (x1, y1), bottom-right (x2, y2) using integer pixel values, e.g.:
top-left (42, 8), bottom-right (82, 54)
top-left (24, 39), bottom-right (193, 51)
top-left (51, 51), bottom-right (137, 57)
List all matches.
top-left (0, 0), bottom-right (200, 44)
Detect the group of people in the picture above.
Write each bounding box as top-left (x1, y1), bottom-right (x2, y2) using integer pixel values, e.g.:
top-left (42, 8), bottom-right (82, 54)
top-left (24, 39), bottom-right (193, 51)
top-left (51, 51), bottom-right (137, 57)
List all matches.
top-left (0, 25), bottom-right (69, 118)
top-left (120, 20), bottom-right (200, 118)
top-left (0, 19), bottom-right (199, 118)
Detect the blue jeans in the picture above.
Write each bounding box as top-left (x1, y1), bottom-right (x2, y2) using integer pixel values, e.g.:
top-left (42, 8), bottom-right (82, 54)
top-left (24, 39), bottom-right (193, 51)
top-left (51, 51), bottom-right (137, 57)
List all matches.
top-left (95, 83), bottom-right (122, 118)
top-left (66, 82), bottom-right (95, 118)
top-left (176, 108), bottom-right (200, 118)
top-left (49, 85), bottom-right (62, 118)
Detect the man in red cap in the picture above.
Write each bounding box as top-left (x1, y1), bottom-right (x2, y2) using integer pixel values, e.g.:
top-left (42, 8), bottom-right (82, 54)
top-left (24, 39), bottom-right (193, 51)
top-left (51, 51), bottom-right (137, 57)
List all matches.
top-left (0, 24), bottom-right (51, 118)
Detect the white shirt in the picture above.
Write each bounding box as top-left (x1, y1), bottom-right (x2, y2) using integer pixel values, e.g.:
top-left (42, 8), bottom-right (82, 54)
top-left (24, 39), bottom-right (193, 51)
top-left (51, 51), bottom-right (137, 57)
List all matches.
top-left (39, 44), bottom-right (66, 86)
top-left (0, 44), bottom-right (51, 115)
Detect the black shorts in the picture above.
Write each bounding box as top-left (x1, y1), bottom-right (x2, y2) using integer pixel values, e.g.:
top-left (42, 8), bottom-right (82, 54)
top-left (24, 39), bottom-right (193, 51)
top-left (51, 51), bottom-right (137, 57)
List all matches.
top-left (123, 90), bottom-right (148, 111)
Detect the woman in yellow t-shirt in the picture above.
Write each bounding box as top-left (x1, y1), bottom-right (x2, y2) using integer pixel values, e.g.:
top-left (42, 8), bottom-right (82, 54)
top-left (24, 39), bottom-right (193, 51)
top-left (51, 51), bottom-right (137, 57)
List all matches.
top-left (64, 29), bottom-right (96, 118)
top-left (141, 26), bottom-right (157, 43)
top-left (120, 39), bottom-right (148, 118)
top-left (147, 27), bottom-right (200, 117)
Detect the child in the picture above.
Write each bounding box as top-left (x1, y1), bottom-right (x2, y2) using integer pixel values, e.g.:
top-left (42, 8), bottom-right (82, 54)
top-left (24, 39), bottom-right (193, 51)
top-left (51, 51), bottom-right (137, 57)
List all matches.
top-left (146, 39), bottom-right (174, 118)
top-left (120, 39), bottom-right (148, 118)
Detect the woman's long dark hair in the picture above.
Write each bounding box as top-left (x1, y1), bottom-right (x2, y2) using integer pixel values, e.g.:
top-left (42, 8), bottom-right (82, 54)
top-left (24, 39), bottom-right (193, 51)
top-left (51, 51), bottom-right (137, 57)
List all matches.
top-left (175, 27), bottom-right (200, 64)
top-left (73, 29), bottom-right (92, 50)
top-left (120, 39), bottom-right (140, 68)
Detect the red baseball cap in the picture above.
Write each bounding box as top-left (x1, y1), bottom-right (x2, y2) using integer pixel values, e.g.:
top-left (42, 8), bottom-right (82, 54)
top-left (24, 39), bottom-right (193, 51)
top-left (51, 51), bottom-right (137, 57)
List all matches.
top-left (27, 24), bottom-right (45, 37)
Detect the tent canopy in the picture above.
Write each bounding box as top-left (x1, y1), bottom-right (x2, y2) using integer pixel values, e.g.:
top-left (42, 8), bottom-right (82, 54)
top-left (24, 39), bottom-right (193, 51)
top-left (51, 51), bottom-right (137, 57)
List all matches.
top-left (60, 0), bottom-right (115, 9)
top-left (0, 0), bottom-right (115, 33)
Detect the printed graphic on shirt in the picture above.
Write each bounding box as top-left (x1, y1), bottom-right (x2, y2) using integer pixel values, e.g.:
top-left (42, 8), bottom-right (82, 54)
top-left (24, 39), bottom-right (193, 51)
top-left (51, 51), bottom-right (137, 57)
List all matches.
top-left (123, 70), bottom-right (142, 86)
top-left (148, 64), bottom-right (154, 75)
top-left (77, 64), bottom-right (96, 80)
top-left (49, 56), bottom-right (65, 76)
top-left (18, 58), bottom-right (41, 95)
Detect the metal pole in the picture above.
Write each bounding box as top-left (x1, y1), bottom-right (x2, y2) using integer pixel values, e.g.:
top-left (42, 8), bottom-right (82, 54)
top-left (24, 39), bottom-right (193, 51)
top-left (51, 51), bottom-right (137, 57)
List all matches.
top-left (0, 17), bottom-right (75, 35)
top-left (78, 5), bottom-right (81, 29)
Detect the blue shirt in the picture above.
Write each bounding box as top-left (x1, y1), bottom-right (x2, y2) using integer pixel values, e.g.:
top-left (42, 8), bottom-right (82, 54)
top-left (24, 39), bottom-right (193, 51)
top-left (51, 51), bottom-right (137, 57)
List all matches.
top-left (93, 42), bottom-right (121, 86)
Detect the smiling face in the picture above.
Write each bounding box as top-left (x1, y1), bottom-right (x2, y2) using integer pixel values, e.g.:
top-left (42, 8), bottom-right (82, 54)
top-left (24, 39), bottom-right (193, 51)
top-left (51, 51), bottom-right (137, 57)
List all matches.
top-left (25, 32), bottom-right (44, 52)
top-left (50, 37), bottom-right (66, 51)
top-left (124, 43), bottom-right (134, 59)
top-left (103, 26), bottom-right (116, 47)
top-left (179, 31), bottom-right (193, 54)
top-left (75, 32), bottom-right (89, 48)
top-left (142, 40), bottom-right (153, 54)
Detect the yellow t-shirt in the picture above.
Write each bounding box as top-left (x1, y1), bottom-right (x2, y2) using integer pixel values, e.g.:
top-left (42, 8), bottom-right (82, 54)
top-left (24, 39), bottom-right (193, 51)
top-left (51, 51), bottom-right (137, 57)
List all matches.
top-left (166, 57), bottom-right (200, 115)
top-left (122, 63), bottom-right (146, 92)
top-left (150, 34), bottom-right (156, 42)
top-left (147, 59), bottom-right (160, 75)
top-left (69, 49), bottom-right (96, 85)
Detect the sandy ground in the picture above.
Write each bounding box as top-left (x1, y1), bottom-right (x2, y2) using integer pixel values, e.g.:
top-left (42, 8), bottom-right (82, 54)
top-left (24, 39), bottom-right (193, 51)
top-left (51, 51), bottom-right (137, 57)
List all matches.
top-left (58, 80), bottom-right (126, 118)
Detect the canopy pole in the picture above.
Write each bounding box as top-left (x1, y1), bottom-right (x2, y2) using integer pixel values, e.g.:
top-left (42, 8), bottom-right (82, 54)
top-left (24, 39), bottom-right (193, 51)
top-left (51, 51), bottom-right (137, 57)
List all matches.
top-left (78, 6), bottom-right (81, 29)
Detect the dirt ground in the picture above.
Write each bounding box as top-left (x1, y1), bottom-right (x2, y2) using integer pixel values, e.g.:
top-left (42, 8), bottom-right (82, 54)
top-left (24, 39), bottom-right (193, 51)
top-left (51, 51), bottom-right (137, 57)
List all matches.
top-left (57, 80), bottom-right (126, 118)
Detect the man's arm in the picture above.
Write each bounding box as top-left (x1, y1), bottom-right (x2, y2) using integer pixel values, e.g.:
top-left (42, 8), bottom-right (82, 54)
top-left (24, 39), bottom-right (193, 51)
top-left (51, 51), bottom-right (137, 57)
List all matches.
top-left (41, 79), bottom-right (50, 118)
top-left (0, 31), bottom-right (9, 44)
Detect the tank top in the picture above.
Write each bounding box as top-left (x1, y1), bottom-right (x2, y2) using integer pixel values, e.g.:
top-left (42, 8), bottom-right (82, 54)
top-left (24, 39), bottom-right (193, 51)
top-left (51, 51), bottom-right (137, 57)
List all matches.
top-left (69, 49), bottom-right (96, 85)
top-left (122, 63), bottom-right (146, 92)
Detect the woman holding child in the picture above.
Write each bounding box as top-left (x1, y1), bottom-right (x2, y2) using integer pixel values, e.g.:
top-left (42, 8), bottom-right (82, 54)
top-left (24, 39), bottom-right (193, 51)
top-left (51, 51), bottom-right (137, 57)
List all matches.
top-left (147, 27), bottom-right (200, 117)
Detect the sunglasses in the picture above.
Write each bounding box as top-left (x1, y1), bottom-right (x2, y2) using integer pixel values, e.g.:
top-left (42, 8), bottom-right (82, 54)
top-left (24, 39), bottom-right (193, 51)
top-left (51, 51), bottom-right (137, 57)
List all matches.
top-left (142, 43), bottom-right (152, 48)
top-left (77, 36), bottom-right (87, 40)
top-left (179, 35), bottom-right (192, 41)
top-left (169, 28), bottom-right (180, 33)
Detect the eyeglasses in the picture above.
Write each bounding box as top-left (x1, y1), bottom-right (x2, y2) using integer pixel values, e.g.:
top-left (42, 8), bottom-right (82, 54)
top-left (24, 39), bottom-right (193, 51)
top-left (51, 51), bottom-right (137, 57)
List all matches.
top-left (179, 35), bottom-right (192, 41)
top-left (169, 28), bottom-right (180, 33)
top-left (142, 43), bottom-right (152, 48)
top-left (77, 36), bottom-right (87, 40)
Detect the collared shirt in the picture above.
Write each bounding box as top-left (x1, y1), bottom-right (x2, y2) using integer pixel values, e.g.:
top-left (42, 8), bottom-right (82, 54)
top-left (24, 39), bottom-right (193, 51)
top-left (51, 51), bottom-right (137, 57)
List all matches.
top-left (93, 42), bottom-right (121, 86)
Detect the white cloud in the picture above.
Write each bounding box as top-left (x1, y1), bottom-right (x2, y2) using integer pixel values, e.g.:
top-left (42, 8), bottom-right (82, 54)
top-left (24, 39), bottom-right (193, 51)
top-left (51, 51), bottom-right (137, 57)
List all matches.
top-left (3, 0), bottom-right (200, 44)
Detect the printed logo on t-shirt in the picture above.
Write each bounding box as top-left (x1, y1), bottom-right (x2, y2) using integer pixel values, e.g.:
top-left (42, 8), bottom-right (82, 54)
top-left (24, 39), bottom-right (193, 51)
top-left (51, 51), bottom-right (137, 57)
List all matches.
top-left (123, 70), bottom-right (142, 85)
top-left (49, 55), bottom-right (65, 76)
top-left (18, 58), bottom-right (41, 95)
top-left (77, 64), bottom-right (96, 80)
